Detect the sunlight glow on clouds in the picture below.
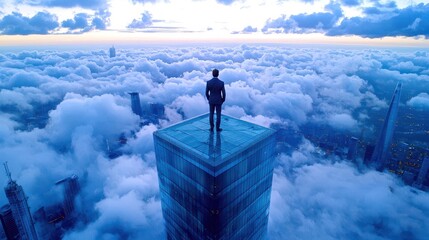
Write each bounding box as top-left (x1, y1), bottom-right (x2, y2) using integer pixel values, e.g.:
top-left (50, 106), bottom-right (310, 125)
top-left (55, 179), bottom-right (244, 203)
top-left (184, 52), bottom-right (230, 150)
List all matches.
top-left (1, 0), bottom-right (429, 44)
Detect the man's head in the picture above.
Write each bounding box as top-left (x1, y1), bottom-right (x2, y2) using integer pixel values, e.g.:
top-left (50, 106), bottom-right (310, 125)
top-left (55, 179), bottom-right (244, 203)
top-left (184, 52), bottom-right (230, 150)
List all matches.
top-left (212, 69), bottom-right (219, 77)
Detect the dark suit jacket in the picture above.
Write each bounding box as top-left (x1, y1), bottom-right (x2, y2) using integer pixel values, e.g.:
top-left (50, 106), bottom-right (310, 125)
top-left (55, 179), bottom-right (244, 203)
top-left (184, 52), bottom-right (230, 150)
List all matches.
top-left (206, 77), bottom-right (226, 105)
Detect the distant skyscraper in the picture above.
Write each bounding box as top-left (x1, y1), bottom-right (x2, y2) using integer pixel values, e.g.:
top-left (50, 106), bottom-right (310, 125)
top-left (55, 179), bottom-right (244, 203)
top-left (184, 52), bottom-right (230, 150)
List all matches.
top-left (363, 145), bottom-right (374, 165)
top-left (347, 137), bottom-right (358, 161)
top-left (128, 92), bottom-right (142, 117)
top-left (371, 82), bottom-right (402, 170)
top-left (149, 103), bottom-right (165, 118)
top-left (55, 175), bottom-right (80, 216)
top-left (109, 46), bottom-right (116, 58)
top-left (415, 157), bottom-right (429, 188)
top-left (154, 114), bottom-right (276, 239)
top-left (0, 204), bottom-right (19, 240)
top-left (3, 163), bottom-right (38, 240)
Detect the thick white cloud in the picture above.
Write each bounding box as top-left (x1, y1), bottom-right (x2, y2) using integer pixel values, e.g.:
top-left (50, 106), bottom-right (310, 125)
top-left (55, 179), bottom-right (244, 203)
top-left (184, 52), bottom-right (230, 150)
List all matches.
top-left (0, 114), bottom-right (19, 141)
top-left (133, 58), bottom-right (167, 83)
top-left (255, 91), bottom-right (313, 124)
top-left (327, 113), bottom-right (358, 132)
top-left (45, 93), bottom-right (139, 148)
top-left (407, 92), bottom-right (429, 109)
top-left (223, 105), bottom-right (247, 118)
top-left (6, 71), bottom-right (52, 88)
top-left (240, 114), bottom-right (279, 128)
top-left (168, 93), bottom-right (207, 119)
top-left (269, 161), bottom-right (429, 240)
top-left (391, 61), bottom-right (422, 73)
top-left (64, 155), bottom-right (163, 239)
top-left (270, 140), bottom-right (429, 240)
top-left (0, 89), bottom-right (34, 111)
top-left (219, 67), bottom-right (251, 84)
top-left (125, 124), bottom-right (158, 156)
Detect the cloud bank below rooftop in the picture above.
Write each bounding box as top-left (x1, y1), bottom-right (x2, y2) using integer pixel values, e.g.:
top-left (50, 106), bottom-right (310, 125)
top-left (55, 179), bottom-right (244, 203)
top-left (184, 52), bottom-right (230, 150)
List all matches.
top-left (0, 44), bottom-right (428, 239)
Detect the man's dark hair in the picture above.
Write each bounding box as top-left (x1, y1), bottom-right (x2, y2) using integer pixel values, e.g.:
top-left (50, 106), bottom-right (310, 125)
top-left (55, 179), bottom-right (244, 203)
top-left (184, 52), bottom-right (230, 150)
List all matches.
top-left (212, 69), bottom-right (219, 77)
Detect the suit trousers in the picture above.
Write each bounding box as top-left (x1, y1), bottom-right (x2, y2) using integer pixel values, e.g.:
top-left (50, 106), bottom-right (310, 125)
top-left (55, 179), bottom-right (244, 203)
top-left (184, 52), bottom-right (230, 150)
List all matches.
top-left (209, 104), bottom-right (222, 130)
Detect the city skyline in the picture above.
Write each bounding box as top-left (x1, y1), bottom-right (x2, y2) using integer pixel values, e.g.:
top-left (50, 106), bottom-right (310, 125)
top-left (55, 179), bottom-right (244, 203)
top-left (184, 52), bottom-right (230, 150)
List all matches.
top-left (0, 44), bottom-right (428, 239)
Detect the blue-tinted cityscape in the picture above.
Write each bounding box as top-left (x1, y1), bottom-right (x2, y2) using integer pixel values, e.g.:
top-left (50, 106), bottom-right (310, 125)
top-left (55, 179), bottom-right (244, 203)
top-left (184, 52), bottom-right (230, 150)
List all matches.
top-left (0, 43), bottom-right (429, 240)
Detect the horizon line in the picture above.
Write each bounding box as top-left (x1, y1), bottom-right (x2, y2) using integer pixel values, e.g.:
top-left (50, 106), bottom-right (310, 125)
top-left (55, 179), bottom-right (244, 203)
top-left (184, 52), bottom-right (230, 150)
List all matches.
top-left (1, 31), bottom-right (429, 49)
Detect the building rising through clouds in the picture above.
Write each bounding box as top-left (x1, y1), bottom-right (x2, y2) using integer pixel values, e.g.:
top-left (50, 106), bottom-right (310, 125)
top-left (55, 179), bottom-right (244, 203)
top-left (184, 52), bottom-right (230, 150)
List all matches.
top-left (109, 46), bottom-right (116, 58)
top-left (128, 92), bottom-right (142, 117)
top-left (142, 102), bottom-right (165, 125)
top-left (370, 81), bottom-right (402, 170)
top-left (415, 157), bottom-right (429, 189)
top-left (153, 114), bottom-right (276, 239)
top-left (3, 163), bottom-right (38, 240)
top-left (347, 137), bottom-right (358, 161)
top-left (55, 174), bottom-right (80, 217)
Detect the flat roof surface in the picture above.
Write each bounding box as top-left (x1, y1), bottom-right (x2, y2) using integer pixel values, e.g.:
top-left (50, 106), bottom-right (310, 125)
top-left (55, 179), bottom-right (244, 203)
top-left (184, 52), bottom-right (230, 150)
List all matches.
top-left (154, 114), bottom-right (275, 167)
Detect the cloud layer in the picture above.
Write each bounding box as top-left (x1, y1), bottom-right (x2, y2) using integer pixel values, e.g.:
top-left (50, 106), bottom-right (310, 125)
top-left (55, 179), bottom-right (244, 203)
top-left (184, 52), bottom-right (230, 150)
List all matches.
top-left (270, 154), bottom-right (429, 240)
top-left (0, 44), bottom-right (428, 239)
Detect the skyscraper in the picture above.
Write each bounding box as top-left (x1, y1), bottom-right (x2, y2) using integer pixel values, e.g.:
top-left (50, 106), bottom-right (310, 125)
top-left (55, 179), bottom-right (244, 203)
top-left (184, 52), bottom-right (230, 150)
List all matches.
top-left (109, 46), bottom-right (116, 58)
top-left (363, 144), bottom-right (375, 165)
top-left (415, 157), bottom-right (429, 188)
top-left (347, 137), bottom-right (358, 161)
top-left (128, 92), bottom-right (142, 117)
top-left (371, 81), bottom-right (402, 170)
top-left (55, 175), bottom-right (80, 216)
top-left (3, 163), bottom-right (38, 240)
top-left (0, 204), bottom-right (19, 240)
top-left (153, 114), bottom-right (276, 239)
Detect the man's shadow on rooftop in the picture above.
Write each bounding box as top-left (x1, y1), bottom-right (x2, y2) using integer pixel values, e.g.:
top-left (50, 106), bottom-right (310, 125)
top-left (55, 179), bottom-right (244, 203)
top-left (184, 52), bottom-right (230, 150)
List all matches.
top-left (208, 132), bottom-right (222, 161)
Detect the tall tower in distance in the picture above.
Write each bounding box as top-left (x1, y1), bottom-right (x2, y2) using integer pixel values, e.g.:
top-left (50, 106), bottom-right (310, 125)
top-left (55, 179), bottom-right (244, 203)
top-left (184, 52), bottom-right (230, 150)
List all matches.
top-left (154, 114), bottom-right (276, 239)
top-left (371, 81), bottom-right (402, 170)
top-left (347, 137), bottom-right (358, 161)
top-left (3, 163), bottom-right (38, 240)
top-left (55, 174), bottom-right (80, 217)
top-left (128, 92), bottom-right (142, 117)
top-left (109, 46), bottom-right (116, 58)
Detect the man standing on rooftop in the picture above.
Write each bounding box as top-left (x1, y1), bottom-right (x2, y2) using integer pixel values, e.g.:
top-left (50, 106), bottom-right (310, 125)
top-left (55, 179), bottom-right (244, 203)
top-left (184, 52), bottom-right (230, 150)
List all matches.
top-left (206, 69), bottom-right (226, 132)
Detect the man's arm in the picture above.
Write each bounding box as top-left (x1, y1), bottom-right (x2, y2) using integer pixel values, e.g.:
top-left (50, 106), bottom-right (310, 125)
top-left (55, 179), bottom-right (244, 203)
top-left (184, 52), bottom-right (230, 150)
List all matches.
top-left (205, 82), bottom-right (210, 100)
top-left (221, 83), bottom-right (226, 103)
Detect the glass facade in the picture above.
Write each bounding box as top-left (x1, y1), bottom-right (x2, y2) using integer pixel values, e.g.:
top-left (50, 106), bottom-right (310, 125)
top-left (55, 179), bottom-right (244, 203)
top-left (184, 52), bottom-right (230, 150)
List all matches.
top-left (5, 180), bottom-right (39, 240)
top-left (371, 82), bottom-right (402, 170)
top-left (154, 114), bottom-right (276, 240)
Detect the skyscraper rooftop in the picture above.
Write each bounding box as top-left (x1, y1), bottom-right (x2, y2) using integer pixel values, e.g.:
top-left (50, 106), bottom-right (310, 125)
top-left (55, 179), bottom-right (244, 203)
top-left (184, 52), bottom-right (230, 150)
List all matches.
top-left (154, 114), bottom-right (275, 176)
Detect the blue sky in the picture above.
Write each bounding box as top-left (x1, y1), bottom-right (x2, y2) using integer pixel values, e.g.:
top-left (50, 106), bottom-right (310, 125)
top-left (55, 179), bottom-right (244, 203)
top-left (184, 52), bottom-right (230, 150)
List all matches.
top-left (1, 0), bottom-right (429, 45)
